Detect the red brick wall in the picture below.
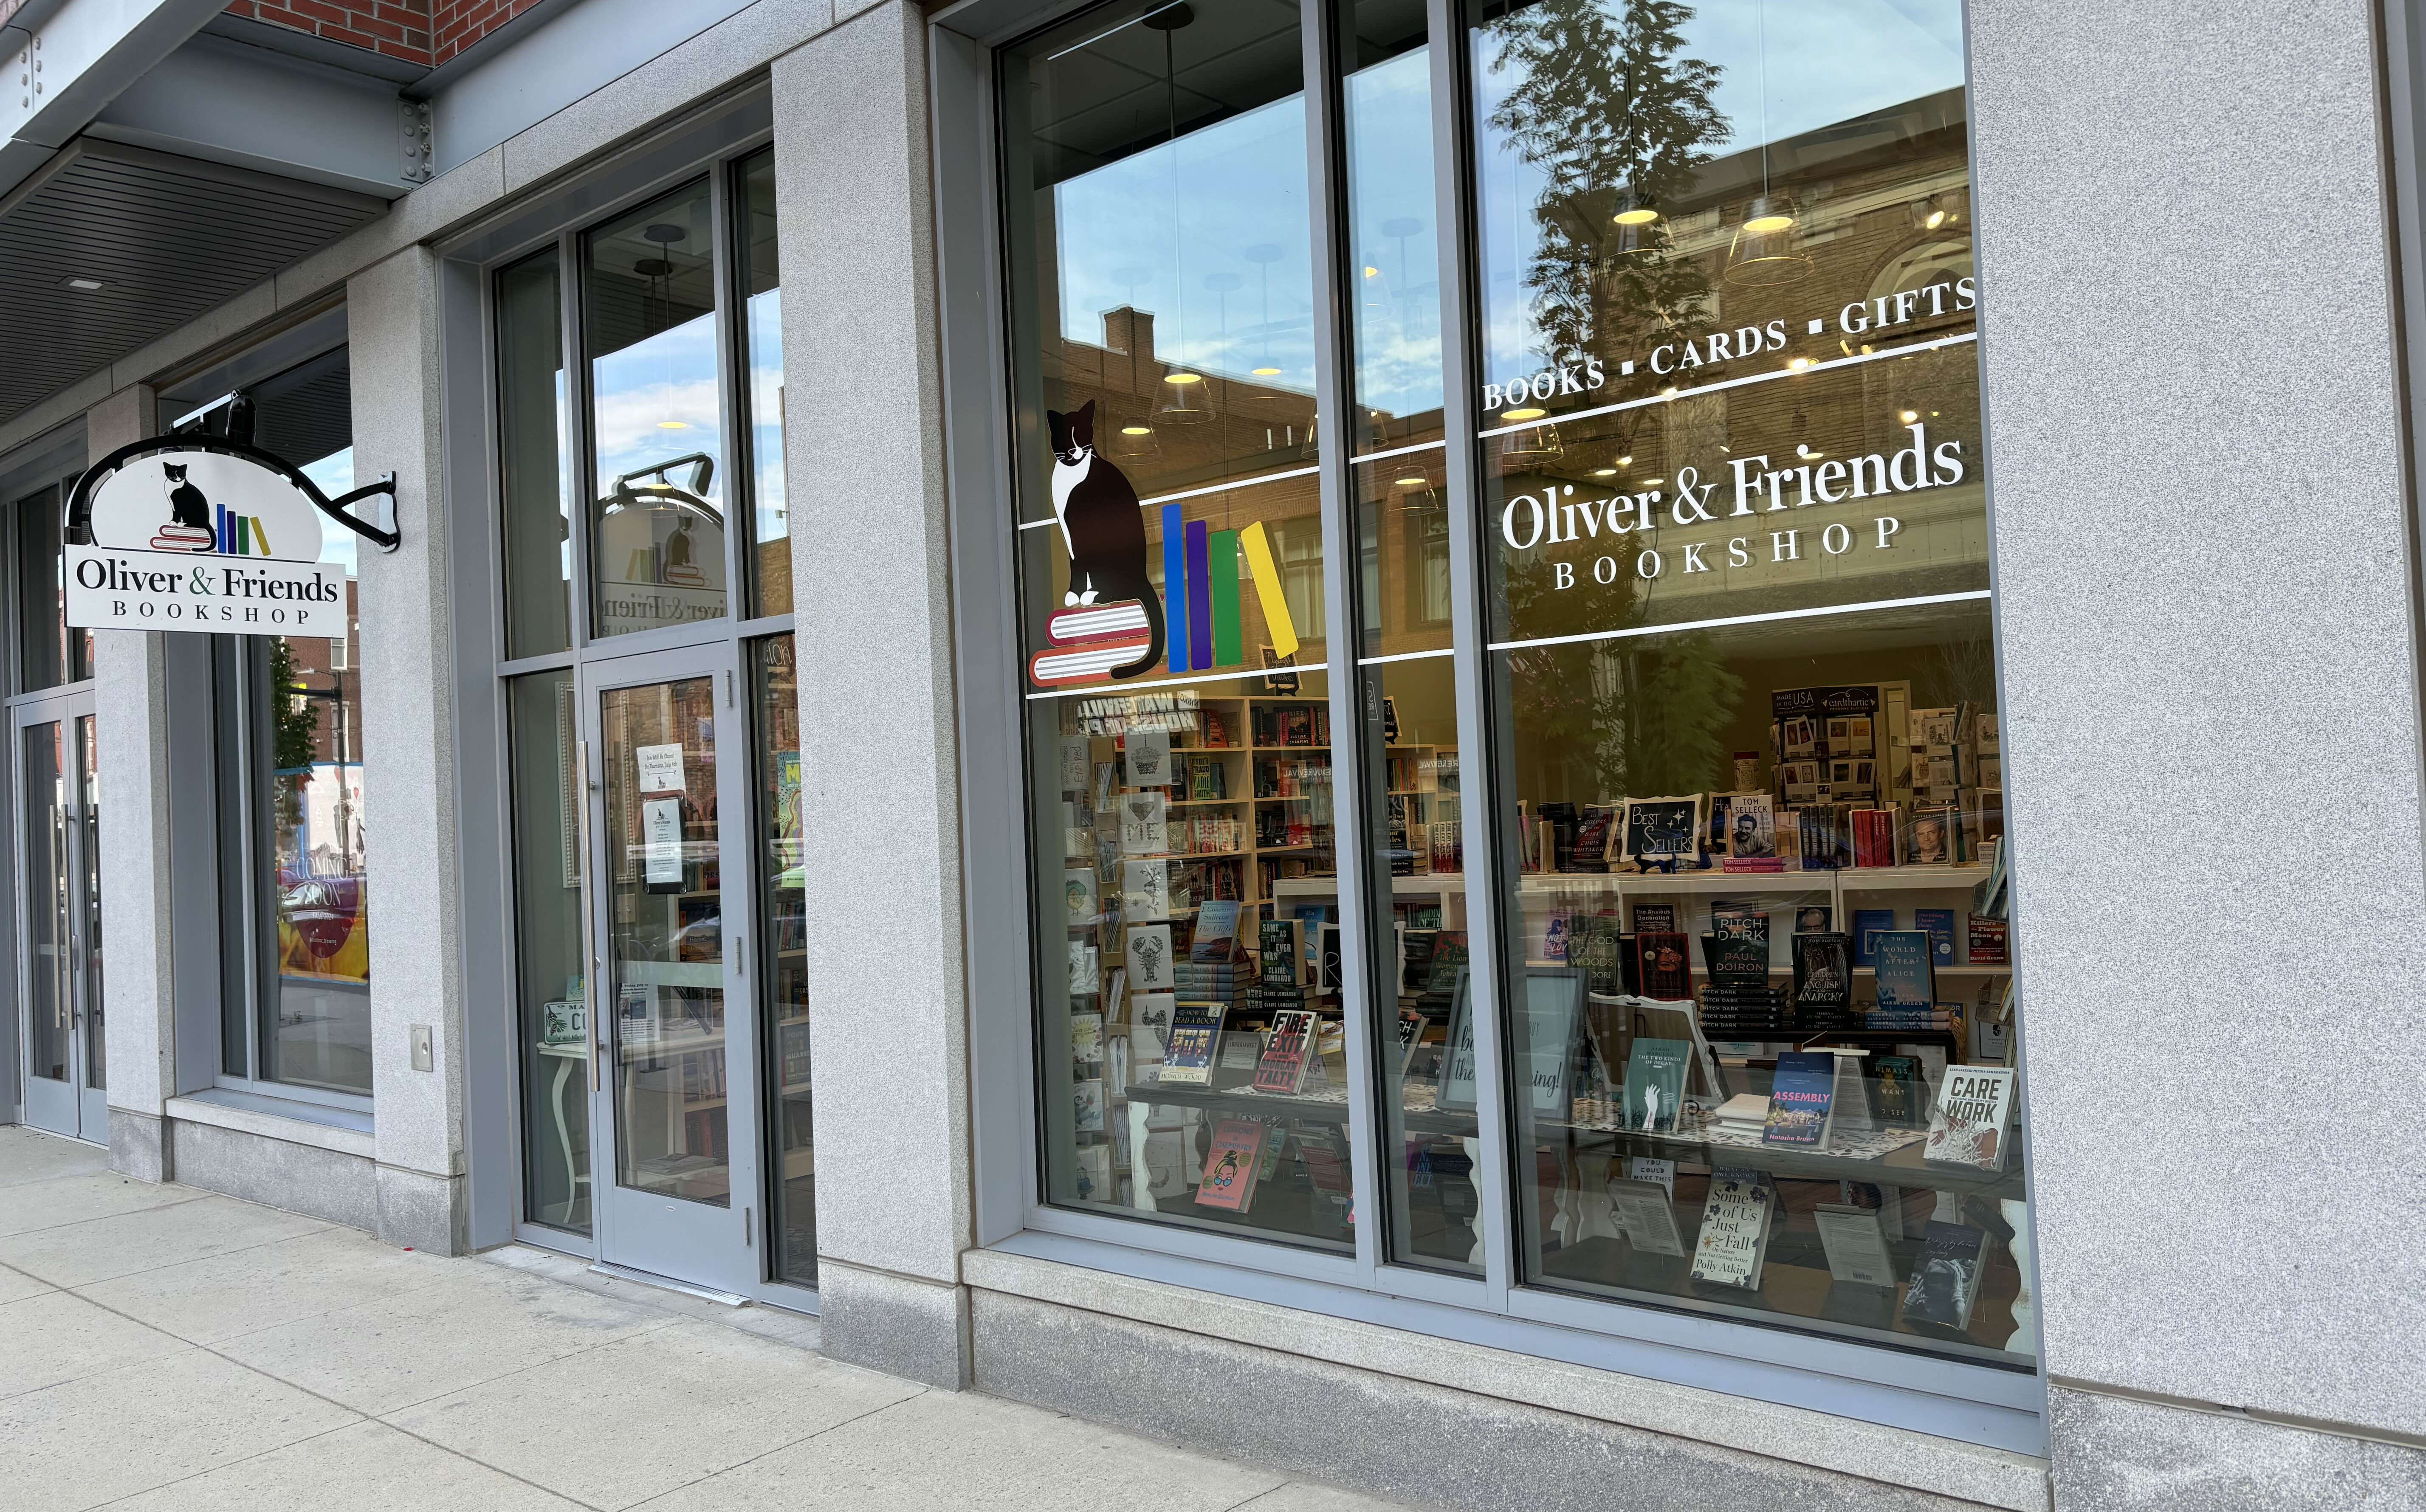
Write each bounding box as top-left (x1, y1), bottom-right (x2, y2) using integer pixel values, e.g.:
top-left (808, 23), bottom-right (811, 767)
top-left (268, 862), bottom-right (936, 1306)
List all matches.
top-left (431, 0), bottom-right (550, 65)
top-left (224, 0), bottom-right (436, 66)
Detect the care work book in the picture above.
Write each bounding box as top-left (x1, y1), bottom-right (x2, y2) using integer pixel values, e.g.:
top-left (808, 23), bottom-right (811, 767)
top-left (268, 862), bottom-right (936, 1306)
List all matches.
top-left (1923, 1064), bottom-right (2017, 1170)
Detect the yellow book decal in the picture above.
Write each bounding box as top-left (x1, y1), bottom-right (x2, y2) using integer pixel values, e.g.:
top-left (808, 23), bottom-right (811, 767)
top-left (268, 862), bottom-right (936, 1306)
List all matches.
top-left (1238, 521), bottom-right (1298, 659)
top-left (250, 518), bottom-right (273, 556)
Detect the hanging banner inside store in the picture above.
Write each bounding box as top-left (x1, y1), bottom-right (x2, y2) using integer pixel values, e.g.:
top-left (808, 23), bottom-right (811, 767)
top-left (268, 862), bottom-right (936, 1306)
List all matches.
top-left (62, 435), bottom-right (398, 637)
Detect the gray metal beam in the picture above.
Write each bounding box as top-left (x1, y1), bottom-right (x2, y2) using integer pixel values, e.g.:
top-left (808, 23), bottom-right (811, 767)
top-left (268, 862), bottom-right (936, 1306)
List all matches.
top-left (89, 33), bottom-right (415, 200)
top-left (0, 0), bottom-right (233, 201)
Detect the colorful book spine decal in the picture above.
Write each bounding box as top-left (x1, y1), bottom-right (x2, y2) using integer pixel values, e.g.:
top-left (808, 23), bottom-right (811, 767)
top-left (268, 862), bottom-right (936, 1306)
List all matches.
top-left (1033, 509), bottom-right (1299, 687)
top-left (1163, 504), bottom-right (1190, 670)
top-left (1237, 520), bottom-right (1298, 659)
top-left (215, 504), bottom-right (271, 556)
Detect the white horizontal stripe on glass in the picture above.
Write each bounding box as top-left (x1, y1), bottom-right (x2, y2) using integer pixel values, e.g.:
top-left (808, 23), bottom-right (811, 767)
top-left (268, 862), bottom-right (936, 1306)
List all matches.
top-left (1017, 464), bottom-right (1323, 529)
top-left (1350, 439), bottom-right (1450, 465)
top-left (1485, 589), bottom-right (1992, 654)
top-left (1357, 647), bottom-right (1455, 666)
top-left (1476, 332), bottom-right (1979, 440)
top-left (1024, 663), bottom-right (1331, 702)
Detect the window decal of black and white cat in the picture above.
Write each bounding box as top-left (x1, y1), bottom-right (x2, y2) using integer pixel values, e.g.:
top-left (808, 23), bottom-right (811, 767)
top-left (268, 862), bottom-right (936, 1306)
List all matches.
top-left (1029, 400), bottom-right (1168, 686)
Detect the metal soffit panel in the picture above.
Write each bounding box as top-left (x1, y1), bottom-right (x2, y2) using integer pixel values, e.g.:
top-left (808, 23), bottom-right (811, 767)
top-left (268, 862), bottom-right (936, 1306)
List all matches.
top-left (0, 138), bottom-right (384, 425)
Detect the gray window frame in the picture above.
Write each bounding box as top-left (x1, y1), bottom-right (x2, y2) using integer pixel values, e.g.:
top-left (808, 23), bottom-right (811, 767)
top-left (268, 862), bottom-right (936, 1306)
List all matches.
top-left (933, 0), bottom-right (2048, 1456)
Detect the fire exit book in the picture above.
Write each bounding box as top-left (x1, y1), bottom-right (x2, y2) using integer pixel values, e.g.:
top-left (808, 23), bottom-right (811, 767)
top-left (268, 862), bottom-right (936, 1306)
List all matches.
top-left (1193, 1118), bottom-right (1267, 1212)
top-left (1252, 1009), bottom-right (1319, 1094)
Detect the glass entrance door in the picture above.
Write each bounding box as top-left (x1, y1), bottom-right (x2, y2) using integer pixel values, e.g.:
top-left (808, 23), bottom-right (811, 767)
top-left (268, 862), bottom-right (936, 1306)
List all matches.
top-left (578, 645), bottom-right (761, 1292)
top-left (17, 695), bottom-right (103, 1142)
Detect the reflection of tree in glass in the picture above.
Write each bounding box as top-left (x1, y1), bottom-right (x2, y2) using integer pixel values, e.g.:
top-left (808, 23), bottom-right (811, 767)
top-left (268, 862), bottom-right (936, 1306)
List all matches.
top-left (1483, 0), bottom-right (1723, 388)
top-left (269, 637), bottom-right (320, 839)
top-left (1488, 3), bottom-right (1740, 809)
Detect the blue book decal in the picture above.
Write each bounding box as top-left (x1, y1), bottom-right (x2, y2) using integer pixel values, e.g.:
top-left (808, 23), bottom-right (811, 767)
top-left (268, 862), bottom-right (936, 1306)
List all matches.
top-left (1162, 504), bottom-right (1190, 673)
top-left (1914, 908), bottom-right (1957, 964)
top-left (1871, 930), bottom-right (1936, 1009)
top-left (1852, 909), bottom-right (1896, 967)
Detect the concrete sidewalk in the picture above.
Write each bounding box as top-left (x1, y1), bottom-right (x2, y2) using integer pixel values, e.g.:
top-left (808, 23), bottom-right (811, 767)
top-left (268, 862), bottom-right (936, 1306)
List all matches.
top-left (0, 1127), bottom-right (1414, 1511)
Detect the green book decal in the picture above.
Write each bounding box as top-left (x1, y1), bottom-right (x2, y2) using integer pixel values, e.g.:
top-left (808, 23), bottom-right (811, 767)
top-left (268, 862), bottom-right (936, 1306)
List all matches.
top-left (1210, 529), bottom-right (1243, 667)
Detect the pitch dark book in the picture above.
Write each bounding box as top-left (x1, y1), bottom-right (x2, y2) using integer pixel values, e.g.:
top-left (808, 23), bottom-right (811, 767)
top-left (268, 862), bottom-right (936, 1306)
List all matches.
top-left (1701, 912), bottom-right (1770, 986)
top-left (1901, 1221), bottom-right (1989, 1331)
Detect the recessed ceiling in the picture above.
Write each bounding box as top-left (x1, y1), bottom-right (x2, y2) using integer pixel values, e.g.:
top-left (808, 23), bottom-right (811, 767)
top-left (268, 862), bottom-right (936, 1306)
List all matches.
top-left (0, 138), bottom-right (384, 427)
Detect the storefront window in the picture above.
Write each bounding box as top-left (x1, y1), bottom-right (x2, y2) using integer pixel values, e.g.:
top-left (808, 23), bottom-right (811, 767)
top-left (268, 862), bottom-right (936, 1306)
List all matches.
top-left (586, 182), bottom-right (726, 638)
top-left (509, 670), bottom-right (589, 1232)
top-left (1006, 0), bottom-right (1359, 1245)
top-left (1470, 0), bottom-right (2026, 1366)
top-left (17, 477), bottom-right (92, 691)
top-left (752, 634), bottom-right (812, 1281)
top-left (738, 149), bottom-right (788, 618)
top-left (993, 0), bottom-right (2034, 1394)
top-left (499, 251), bottom-right (572, 658)
top-left (206, 349), bottom-right (373, 1096)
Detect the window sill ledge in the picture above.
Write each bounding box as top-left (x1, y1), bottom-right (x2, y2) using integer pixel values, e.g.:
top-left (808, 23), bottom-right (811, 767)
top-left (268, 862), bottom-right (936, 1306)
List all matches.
top-left (167, 1090), bottom-right (376, 1160)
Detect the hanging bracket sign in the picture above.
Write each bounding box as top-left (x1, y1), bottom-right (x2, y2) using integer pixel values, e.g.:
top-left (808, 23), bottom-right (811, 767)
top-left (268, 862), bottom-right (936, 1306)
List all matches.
top-left (62, 434), bottom-right (400, 637)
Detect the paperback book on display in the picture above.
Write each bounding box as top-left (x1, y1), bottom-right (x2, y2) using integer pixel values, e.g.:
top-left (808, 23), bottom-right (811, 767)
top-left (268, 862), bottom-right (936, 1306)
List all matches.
top-left (1923, 1065), bottom-right (2017, 1170)
top-left (1690, 1169), bottom-right (1775, 1290)
top-left (1622, 1038), bottom-right (1690, 1134)
top-left (1870, 930), bottom-right (1936, 1008)
top-left (1608, 1177), bottom-right (1687, 1256)
top-left (1193, 1118), bottom-right (1267, 1212)
top-left (1813, 1204), bottom-right (1900, 1286)
top-left (1762, 1051), bottom-right (1839, 1147)
top-left (1635, 932), bottom-right (1693, 1001)
top-left (1901, 1221), bottom-right (1992, 1330)
top-left (1252, 1009), bottom-right (1319, 1094)
top-left (1158, 1004), bottom-right (1226, 1085)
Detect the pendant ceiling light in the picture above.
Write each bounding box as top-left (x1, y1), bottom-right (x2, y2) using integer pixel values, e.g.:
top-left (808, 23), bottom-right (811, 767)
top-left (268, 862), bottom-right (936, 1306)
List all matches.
top-left (1109, 416), bottom-right (1162, 460)
top-left (1148, 1), bottom-right (1215, 428)
top-left (1499, 421), bottom-right (1564, 465)
top-left (1244, 242), bottom-right (1284, 377)
top-left (1723, 3), bottom-right (1811, 289)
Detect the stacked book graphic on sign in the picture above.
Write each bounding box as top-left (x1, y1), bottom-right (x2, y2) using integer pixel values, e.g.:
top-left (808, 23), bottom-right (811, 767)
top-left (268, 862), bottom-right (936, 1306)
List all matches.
top-left (1030, 514), bottom-right (1300, 689)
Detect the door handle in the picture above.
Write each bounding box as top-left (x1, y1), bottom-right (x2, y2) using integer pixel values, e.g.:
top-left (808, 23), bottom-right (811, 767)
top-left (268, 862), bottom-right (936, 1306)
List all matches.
top-left (575, 738), bottom-right (603, 1094)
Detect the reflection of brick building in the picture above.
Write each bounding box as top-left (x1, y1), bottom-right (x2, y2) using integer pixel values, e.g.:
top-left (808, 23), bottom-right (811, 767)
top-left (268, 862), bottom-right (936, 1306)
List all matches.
top-left (279, 578), bottom-right (365, 878)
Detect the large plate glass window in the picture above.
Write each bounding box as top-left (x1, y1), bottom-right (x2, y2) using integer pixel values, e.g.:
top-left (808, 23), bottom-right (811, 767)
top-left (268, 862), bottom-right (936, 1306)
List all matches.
top-left (585, 182), bottom-right (727, 639)
top-left (1004, 0), bottom-right (1360, 1247)
top-left (207, 348), bottom-right (373, 1096)
top-left (1467, 0), bottom-right (2029, 1366)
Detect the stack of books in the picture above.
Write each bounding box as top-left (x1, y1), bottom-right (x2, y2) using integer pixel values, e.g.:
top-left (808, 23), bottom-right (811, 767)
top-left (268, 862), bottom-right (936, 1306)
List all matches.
top-left (1710, 1093), bottom-right (1771, 1139)
top-left (1696, 982), bottom-right (1791, 1039)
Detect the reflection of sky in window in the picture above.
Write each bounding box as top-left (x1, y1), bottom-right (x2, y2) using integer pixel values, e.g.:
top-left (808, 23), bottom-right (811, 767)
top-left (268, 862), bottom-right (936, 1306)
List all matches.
top-left (593, 314), bottom-right (723, 504)
top-left (1474, 0), bottom-right (1964, 377)
top-left (1347, 48), bottom-right (1442, 425)
top-left (299, 447), bottom-right (357, 578)
top-left (1053, 93), bottom-right (1315, 389)
top-left (748, 288), bottom-right (784, 545)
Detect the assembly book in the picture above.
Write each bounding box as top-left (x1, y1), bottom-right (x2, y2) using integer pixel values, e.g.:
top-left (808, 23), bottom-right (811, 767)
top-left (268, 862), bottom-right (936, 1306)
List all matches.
top-left (1762, 1051), bottom-right (1839, 1148)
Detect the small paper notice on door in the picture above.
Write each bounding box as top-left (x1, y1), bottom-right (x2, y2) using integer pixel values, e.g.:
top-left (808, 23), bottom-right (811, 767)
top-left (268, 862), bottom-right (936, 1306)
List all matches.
top-left (642, 796), bottom-right (684, 889)
top-left (636, 742), bottom-right (686, 795)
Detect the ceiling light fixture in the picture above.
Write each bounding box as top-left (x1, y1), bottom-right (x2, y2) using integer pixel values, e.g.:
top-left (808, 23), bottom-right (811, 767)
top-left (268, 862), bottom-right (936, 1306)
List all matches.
top-left (1592, 467), bottom-right (1618, 477)
top-left (62, 276), bottom-right (106, 292)
top-left (1502, 405), bottom-right (1546, 421)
